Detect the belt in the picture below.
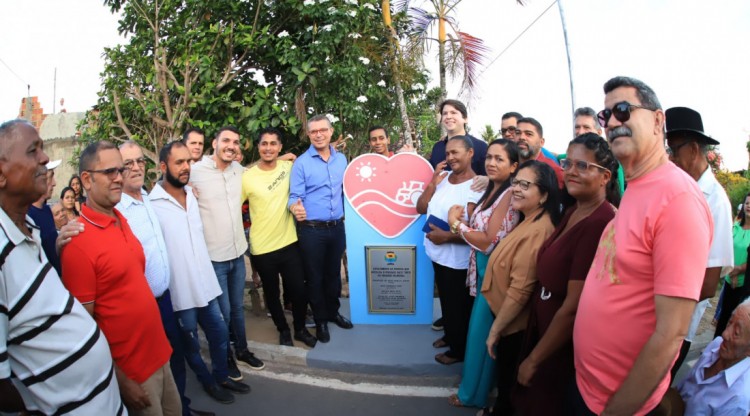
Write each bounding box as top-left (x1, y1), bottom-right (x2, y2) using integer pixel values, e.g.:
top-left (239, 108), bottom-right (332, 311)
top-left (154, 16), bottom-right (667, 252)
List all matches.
top-left (299, 218), bottom-right (344, 228)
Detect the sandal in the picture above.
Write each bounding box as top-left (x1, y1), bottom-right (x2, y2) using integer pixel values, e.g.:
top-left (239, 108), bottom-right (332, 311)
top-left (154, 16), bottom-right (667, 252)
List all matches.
top-left (435, 352), bottom-right (461, 365)
top-left (432, 337), bottom-right (448, 349)
top-left (476, 408), bottom-right (492, 416)
top-left (448, 394), bottom-right (464, 407)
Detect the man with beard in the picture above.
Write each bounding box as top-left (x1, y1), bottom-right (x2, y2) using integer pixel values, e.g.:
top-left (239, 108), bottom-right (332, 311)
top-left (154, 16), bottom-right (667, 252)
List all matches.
top-left (60, 140), bottom-right (179, 414)
top-left (242, 128), bottom-right (317, 348)
top-left (0, 121), bottom-right (123, 415)
top-left (150, 141), bottom-right (250, 405)
top-left (190, 126), bottom-right (265, 376)
top-left (515, 117), bottom-right (563, 188)
top-left (115, 141), bottom-right (215, 416)
top-left (573, 77), bottom-right (713, 415)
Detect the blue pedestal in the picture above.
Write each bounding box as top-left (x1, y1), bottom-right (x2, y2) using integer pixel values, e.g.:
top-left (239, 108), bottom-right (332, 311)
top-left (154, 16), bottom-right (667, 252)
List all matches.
top-left (346, 199), bottom-right (434, 324)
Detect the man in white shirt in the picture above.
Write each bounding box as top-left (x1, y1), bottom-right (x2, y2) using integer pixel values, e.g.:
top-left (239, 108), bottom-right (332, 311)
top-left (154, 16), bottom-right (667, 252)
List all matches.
top-left (150, 141), bottom-right (250, 405)
top-left (666, 106), bottom-right (734, 378)
top-left (190, 126), bottom-right (264, 375)
top-left (116, 141), bottom-right (214, 416)
top-left (676, 299), bottom-right (750, 415)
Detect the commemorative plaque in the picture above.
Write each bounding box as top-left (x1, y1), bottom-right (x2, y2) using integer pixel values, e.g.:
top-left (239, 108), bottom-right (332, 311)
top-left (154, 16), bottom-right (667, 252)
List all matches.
top-left (365, 246), bottom-right (416, 314)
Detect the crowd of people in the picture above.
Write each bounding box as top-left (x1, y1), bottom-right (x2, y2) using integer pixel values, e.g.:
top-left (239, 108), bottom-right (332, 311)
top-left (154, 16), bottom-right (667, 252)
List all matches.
top-left (1, 75), bottom-right (749, 416)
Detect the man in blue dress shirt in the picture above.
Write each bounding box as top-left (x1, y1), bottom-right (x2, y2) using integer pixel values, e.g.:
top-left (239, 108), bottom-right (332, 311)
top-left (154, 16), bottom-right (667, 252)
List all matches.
top-left (289, 114), bottom-right (353, 343)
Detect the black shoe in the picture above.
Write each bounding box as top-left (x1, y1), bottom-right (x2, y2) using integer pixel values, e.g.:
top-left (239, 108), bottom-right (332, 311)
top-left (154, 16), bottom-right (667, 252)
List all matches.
top-left (203, 383), bottom-right (234, 404)
top-left (330, 313), bottom-right (353, 329)
top-left (227, 354), bottom-right (243, 381)
top-left (189, 409), bottom-right (216, 416)
top-left (294, 328), bottom-right (318, 348)
top-left (236, 350), bottom-right (265, 371)
top-left (316, 322), bottom-right (330, 343)
top-left (279, 330), bottom-right (293, 346)
top-left (432, 317), bottom-right (444, 331)
top-left (220, 379), bottom-right (251, 394)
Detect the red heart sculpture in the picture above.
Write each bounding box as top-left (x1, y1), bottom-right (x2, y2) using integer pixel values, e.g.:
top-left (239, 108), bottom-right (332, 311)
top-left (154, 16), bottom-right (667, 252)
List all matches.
top-left (344, 153), bottom-right (434, 238)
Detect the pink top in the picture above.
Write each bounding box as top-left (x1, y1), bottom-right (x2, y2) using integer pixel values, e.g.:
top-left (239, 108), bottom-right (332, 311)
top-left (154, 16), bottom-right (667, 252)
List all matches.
top-left (460, 187), bottom-right (519, 296)
top-left (574, 162), bottom-right (713, 415)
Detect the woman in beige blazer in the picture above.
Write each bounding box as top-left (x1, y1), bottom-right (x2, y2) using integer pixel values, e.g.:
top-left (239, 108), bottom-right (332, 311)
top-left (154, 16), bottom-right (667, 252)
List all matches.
top-left (481, 160), bottom-right (562, 416)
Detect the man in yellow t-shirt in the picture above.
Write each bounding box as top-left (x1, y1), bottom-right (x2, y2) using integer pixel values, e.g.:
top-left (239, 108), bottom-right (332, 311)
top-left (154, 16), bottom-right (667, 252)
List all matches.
top-left (241, 127), bottom-right (317, 348)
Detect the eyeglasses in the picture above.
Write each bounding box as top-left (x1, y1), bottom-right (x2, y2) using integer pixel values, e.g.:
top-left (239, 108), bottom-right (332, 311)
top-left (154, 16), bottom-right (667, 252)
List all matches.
top-left (666, 141), bottom-right (691, 157)
top-left (86, 167), bottom-right (128, 180)
top-left (597, 101), bottom-right (652, 128)
top-left (123, 157), bottom-right (146, 169)
top-left (500, 127), bottom-right (518, 135)
top-left (308, 128), bottom-right (329, 136)
top-left (560, 158), bottom-right (608, 172)
top-left (511, 178), bottom-right (537, 191)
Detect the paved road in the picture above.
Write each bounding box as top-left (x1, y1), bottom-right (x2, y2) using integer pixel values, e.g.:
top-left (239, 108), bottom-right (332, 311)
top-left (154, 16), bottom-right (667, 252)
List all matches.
top-left (184, 371), bottom-right (479, 416)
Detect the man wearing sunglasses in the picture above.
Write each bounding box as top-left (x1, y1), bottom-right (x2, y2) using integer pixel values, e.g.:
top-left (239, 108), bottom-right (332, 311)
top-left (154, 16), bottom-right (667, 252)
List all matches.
top-left (665, 107), bottom-right (734, 380)
top-left (574, 77), bottom-right (713, 416)
top-left (60, 141), bottom-right (180, 414)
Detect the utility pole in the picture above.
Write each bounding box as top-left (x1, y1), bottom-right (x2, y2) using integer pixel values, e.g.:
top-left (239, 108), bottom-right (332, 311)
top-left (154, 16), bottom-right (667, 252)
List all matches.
top-left (558, 0), bottom-right (576, 126)
top-left (53, 68), bottom-right (57, 114)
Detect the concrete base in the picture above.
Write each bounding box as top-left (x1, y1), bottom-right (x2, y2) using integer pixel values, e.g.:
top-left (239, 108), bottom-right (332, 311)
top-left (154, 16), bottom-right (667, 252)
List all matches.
top-left (245, 296), bottom-right (461, 378)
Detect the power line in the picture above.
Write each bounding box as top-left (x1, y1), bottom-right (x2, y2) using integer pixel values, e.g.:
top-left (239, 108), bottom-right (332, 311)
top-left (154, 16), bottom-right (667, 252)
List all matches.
top-left (478, 0), bottom-right (558, 77)
top-left (0, 56), bottom-right (29, 87)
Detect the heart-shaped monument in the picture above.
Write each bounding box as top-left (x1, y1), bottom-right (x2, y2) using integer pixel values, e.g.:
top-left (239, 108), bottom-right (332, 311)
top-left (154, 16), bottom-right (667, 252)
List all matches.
top-left (344, 153), bottom-right (434, 238)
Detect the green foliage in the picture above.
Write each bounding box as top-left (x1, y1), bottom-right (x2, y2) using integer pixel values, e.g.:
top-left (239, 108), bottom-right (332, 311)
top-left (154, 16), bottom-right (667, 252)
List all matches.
top-left (717, 169), bottom-right (750, 216)
top-left (480, 124), bottom-right (498, 142)
top-left (82, 0), bottom-right (435, 165)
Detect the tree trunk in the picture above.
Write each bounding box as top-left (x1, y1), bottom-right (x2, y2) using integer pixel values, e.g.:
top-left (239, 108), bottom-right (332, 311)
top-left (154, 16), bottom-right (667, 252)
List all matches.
top-left (382, 0), bottom-right (414, 144)
top-left (438, 16), bottom-right (447, 102)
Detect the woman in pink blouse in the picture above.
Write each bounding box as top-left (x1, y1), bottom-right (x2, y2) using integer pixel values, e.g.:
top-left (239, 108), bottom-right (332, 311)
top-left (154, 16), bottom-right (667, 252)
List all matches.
top-left (446, 139), bottom-right (520, 408)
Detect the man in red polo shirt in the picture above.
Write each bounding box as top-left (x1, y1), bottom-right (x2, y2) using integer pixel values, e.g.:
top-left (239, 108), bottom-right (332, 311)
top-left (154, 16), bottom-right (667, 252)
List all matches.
top-left (61, 141), bottom-right (179, 415)
top-left (515, 117), bottom-right (564, 188)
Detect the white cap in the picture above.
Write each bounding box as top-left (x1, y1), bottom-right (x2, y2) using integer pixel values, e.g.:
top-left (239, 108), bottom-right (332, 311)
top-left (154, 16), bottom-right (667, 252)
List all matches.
top-left (46, 159), bottom-right (62, 170)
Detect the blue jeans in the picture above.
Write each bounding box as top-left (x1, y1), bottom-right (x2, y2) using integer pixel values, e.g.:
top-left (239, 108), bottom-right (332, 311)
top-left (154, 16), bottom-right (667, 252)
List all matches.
top-left (213, 256), bottom-right (248, 352)
top-left (156, 290), bottom-right (191, 416)
top-left (296, 222), bottom-right (346, 323)
top-left (174, 297), bottom-right (229, 386)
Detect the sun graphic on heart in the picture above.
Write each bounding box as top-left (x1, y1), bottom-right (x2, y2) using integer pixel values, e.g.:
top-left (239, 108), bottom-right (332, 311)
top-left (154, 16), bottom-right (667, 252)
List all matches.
top-left (355, 161), bottom-right (377, 182)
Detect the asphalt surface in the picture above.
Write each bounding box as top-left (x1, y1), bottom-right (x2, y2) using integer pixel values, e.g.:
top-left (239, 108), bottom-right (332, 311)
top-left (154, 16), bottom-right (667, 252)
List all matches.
top-left (183, 370), bottom-right (479, 416)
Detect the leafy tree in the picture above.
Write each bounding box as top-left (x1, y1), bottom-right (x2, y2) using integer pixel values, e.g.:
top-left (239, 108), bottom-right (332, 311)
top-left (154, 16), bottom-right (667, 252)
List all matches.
top-left (81, 0), bottom-right (434, 166)
top-left (480, 124), bottom-right (497, 142)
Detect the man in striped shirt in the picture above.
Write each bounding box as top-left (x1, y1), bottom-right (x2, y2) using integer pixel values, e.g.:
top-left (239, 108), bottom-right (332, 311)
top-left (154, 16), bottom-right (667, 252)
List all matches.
top-left (0, 120), bottom-right (124, 414)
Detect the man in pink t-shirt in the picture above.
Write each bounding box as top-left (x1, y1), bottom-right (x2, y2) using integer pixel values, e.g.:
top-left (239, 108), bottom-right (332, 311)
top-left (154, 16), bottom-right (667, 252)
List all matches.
top-left (573, 76), bottom-right (713, 416)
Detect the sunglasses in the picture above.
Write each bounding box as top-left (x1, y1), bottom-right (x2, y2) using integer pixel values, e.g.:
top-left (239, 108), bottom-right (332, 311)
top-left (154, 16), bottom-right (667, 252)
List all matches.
top-left (500, 127), bottom-right (518, 135)
top-left (597, 101), bottom-right (652, 128)
top-left (511, 178), bottom-right (537, 191)
top-left (86, 166), bottom-right (128, 180)
top-left (560, 158), bottom-right (608, 172)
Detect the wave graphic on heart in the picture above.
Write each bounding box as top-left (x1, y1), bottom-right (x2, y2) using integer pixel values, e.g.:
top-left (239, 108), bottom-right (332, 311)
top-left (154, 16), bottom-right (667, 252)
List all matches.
top-left (344, 153), bottom-right (434, 238)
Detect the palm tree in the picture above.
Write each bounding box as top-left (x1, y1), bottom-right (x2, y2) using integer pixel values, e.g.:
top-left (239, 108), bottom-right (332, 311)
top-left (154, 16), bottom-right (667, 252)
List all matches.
top-left (399, 0), bottom-right (506, 101)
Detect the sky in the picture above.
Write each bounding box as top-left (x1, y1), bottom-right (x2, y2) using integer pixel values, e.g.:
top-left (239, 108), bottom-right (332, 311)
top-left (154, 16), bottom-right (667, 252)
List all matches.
top-left (1, 0), bottom-right (749, 169)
